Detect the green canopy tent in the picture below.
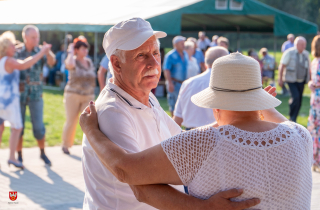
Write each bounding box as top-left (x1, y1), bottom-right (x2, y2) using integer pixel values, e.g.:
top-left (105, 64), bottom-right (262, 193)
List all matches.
top-left (146, 0), bottom-right (318, 49)
top-left (0, 0), bottom-right (317, 57)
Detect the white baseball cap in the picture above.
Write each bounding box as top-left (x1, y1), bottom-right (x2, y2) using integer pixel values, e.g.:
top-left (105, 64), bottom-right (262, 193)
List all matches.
top-left (103, 17), bottom-right (167, 59)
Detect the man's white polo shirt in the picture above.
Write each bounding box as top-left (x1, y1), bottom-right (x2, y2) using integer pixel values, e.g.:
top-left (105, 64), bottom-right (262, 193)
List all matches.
top-left (82, 81), bottom-right (182, 210)
top-left (174, 68), bottom-right (215, 128)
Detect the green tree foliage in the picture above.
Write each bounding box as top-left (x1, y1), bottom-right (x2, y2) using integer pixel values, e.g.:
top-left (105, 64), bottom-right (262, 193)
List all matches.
top-left (259, 0), bottom-right (320, 28)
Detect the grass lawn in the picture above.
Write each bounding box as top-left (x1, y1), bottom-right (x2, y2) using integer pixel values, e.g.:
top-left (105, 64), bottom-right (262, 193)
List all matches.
top-left (0, 88), bottom-right (311, 148)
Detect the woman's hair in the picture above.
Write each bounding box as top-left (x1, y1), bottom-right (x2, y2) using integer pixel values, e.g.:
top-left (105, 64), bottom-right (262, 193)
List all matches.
top-left (184, 40), bottom-right (195, 50)
top-left (311, 35), bottom-right (320, 58)
top-left (0, 31), bottom-right (16, 57)
top-left (73, 35), bottom-right (89, 50)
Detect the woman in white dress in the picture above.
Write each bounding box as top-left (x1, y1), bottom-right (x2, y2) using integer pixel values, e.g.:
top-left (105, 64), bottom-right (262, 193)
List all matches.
top-left (184, 40), bottom-right (200, 79)
top-left (80, 53), bottom-right (313, 209)
top-left (0, 31), bottom-right (51, 169)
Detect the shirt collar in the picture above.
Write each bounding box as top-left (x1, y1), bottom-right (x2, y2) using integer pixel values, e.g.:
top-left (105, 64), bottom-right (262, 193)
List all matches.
top-left (21, 44), bottom-right (39, 53)
top-left (106, 81), bottom-right (155, 110)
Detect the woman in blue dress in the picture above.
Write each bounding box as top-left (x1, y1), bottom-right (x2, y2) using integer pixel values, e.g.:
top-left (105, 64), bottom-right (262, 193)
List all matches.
top-left (0, 31), bottom-right (51, 169)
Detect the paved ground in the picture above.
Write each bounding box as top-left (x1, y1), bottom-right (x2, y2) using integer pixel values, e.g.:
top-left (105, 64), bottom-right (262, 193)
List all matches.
top-left (0, 145), bottom-right (319, 210)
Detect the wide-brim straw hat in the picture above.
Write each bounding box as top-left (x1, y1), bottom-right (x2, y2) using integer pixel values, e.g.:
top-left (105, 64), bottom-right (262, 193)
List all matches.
top-left (191, 52), bottom-right (281, 111)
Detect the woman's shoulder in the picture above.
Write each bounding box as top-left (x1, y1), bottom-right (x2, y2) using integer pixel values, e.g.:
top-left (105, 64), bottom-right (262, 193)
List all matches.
top-left (279, 121), bottom-right (312, 145)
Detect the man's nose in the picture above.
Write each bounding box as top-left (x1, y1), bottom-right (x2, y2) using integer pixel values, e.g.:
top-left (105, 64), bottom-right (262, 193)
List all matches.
top-left (148, 54), bottom-right (160, 67)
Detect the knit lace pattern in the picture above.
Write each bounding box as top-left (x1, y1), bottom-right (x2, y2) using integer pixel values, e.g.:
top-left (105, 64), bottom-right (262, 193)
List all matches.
top-left (161, 121), bottom-right (313, 209)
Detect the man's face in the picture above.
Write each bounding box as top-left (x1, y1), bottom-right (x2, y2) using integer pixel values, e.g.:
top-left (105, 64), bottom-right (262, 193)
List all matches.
top-left (174, 40), bottom-right (185, 52)
top-left (24, 29), bottom-right (39, 48)
top-left (219, 42), bottom-right (228, 49)
top-left (262, 52), bottom-right (267, 57)
top-left (119, 36), bottom-right (161, 93)
top-left (289, 36), bottom-right (294, 43)
top-left (296, 40), bottom-right (306, 53)
top-left (199, 34), bottom-right (205, 40)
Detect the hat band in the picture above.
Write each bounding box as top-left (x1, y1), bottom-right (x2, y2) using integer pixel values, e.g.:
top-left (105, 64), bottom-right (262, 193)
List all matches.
top-left (212, 86), bottom-right (262, 92)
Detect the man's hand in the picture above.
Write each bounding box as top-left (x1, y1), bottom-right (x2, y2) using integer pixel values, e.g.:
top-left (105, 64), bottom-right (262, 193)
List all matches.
top-left (168, 81), bottom-right (174, 93)
top-left (80, 101), bottom-right (99, 136)
top-left (40, 42), bottom-right (52, 54)
top-left (264, 85), bottom-right (277, 97)
top-left (200, 189), bottom-right (260, 210)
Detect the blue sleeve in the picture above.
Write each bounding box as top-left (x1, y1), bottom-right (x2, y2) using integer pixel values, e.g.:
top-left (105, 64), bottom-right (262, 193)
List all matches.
top-left (163, 54), bottom-right (173, 72)
top-left (100, 55), bottom-right (109, 69)
top-left (199, 51), bottom-right (204, 63)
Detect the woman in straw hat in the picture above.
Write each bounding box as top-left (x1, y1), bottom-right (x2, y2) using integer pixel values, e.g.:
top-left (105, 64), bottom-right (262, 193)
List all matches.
top-left (81, 53), bottom-right (313, 209)
top-left (0, 31), bottom-right (51, 169)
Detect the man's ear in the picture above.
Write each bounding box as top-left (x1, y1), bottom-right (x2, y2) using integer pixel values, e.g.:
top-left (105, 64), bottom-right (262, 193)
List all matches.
top-left (110, 55), bottom-right (121, 74)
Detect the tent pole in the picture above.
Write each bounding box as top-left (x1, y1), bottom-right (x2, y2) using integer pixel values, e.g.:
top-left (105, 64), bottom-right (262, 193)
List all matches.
top-left (94, 32), bottom-right (98, 68)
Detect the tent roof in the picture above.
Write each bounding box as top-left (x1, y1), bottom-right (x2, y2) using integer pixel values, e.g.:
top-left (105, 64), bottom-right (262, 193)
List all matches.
top-left (0, 0), bottom-right (317, 36)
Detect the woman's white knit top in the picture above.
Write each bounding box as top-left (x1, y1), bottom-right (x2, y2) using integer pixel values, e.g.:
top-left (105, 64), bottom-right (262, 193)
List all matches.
top-left (161, 121), bottom-right (313, 209)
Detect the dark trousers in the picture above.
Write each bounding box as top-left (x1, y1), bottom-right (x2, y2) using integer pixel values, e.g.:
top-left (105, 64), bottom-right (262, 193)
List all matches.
top-left (287, 82), bottom-right (305, 122)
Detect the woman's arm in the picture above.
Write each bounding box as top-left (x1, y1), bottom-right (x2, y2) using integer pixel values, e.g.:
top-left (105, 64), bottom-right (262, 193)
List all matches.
top-left (80, 103), bottom-right (261, 209)
top-left (4, 43), bottom-right (51, 73)
top-left (64, 43), bottom-right (76, 70)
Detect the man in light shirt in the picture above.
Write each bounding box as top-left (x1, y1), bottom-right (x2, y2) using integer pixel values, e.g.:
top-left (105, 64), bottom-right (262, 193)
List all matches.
top-left (217, 36), bottom-right (229, 50)
top-left (210, 35), bottom-right (219, 47)
top-left (81, 17), bottom-right (259, 210)
top-left (278, 36), bottom-right (310, 122)
top-left (174, 47), bottom-right (228, 129)
top-left (281, 34), bottom-right (295, 52)
top-left (197, 31), bottom-right (211, 52)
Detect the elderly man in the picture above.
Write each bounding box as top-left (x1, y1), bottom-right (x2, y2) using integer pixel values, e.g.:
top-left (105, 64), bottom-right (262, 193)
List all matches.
top-left (217, 36), bottom-right (229, 50)
top-left (278, 36), bottom-right (310, 122)
top-left (210, 35), bottom-right (219, 47)
top-left (197, 31), bottom-right (211, 52)
top-left (97, 55), bottom-right (111, 92)
top-left (173, 47), bottom-right (228, 130)
top-left (260, 48), bottom-right (275, 86)
top-left (163, 36), bottom-right (188, 116)
top-left (187, 37), bottom-right (205, 72)
top-left (15, 25), bottom-right (55, 165)
top-left (81, 18), bottom-right (259, 210)
top-left (281, 34), bottom-right (295, 52)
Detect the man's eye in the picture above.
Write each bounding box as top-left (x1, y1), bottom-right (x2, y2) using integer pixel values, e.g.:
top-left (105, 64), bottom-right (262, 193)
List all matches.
top-left (138, 54), bottom-right (144, 57)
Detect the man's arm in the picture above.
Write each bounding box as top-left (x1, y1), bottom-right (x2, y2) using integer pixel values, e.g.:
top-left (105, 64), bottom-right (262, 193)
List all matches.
top-left (278, 63), bottom-right (286, 87)
top-left (173, 116), bottom-right (183, 126)
top-left (130, 185), bottom-right (259, 210)
top-left (43, 42), bottom-right (56, 67)
top-left (97, 66), bottom-right (107, 92)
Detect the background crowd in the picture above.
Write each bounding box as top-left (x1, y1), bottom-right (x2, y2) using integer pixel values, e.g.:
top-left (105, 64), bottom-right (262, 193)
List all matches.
top-left (0, 24), bottom-right (319, 173)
